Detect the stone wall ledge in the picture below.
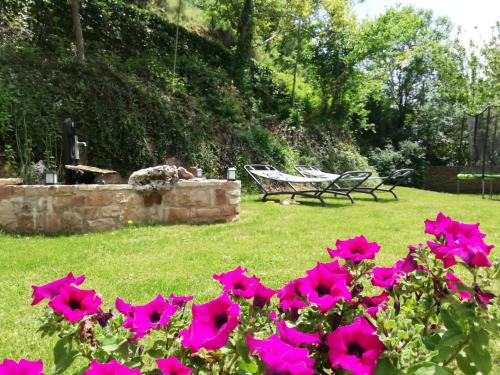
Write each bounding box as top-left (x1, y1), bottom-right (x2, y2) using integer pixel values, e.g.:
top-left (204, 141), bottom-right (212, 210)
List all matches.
top-left (0, 180), bottom-right (241, 235)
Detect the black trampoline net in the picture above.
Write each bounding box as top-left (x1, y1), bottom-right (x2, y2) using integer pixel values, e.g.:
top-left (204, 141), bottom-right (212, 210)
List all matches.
top-left (458, 105), bottom-right (500, 176)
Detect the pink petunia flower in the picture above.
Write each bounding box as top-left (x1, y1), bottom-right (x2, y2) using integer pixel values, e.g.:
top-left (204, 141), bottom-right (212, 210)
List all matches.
top-left (425, 212), bottom-right (487, 241)
top-left (115, 295), bottom-right (178, 340)
top-left (213, 266), bottom-right (260, 299)
top-left (156, 357), bottom-right (191, 375)
top-left (269, 311), bottom-right (320, 347)
top-left (180, 292), bottom-right (240, 352)
top-left (247, 334), bottom-right (315, 375)
top-left (327, 317), bottom-right (385, 375)
top-left (358, 292), bottom-right (389, 317)
top-left (473, 286), bottom-right (496, 305)
top-left (443, 272), bottom-right (472, 301)
top-left (428, 238), bottom-right (493, 269)
top-left (31, 273), bottom-right (85, 305)
top-left (297, 262), bottom-right (352, 312)
top-left (167, 294), bottom-right (193, 309)
top-left (252, 283), bottom-right (276, 309)
top-left (425, 213), bottom-right (494, 268)
top-left (371, 266), bottom-right (400, 289)
top-left (83, 360), bottom-right (139, 375)
top-left (48, 285), bottom-right (102, 323)
top-left (328, 236), bottom-right (381, 262)
top-left (277, 279), bottom-right (308, 311)
top-left (0, 359), bottom-right (44, 375)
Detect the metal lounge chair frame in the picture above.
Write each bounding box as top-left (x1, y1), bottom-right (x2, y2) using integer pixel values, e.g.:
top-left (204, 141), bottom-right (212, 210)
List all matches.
top-left (295, 165), bottom-right (413, 201)
top-left (244, 164), bottom-right (372, 206)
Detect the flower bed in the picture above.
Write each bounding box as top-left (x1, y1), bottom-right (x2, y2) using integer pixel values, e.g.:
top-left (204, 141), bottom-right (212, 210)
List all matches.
top-left (2, 213), bottom-right (498, 374)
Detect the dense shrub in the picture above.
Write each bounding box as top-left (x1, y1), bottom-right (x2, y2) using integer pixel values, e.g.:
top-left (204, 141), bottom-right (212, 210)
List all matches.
top-left (368, 141), bottom-right (427, 186)
top-left (7, 212), bottom-right (497, 374)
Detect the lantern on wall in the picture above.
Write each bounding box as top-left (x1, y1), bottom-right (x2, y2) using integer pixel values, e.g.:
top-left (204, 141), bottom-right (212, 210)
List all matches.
top-left (227, 167), bottom-right (236, 181)
top-left (45, 168), bottom-right (58, 185)
top-left (196, 168), bottom-right (203, 178)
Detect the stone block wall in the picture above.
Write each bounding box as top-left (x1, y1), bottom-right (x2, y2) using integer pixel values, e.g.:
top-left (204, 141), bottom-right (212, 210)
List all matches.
top-left (425, 166), bottom-right (500, 193)
top-left (0, 180), bottom-right (240, 235)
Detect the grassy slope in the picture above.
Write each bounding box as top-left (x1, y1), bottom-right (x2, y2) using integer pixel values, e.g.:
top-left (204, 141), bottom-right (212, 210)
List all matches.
top-left (0, 188), bottom-right (499, 367)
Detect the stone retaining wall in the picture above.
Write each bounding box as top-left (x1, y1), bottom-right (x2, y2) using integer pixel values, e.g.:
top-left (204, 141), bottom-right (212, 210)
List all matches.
top-left (0, 180), bottom-right (240, 235)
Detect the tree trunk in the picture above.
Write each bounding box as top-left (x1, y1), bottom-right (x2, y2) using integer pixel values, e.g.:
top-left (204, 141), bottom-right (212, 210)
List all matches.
top-left (172, 0), bottom-right (182, 81)
top-left (70, 0), bottom-right (85, 63)
top-left (235, 0), bottom-right (254, 88)
top-left (291, 20), bottom-right (303, 106)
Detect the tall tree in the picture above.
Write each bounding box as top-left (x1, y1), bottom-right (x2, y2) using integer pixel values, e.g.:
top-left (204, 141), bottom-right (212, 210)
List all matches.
top-left (70, 0), bottom-right (85, 62)
top-left (235, 0), bottom-right (254, 87)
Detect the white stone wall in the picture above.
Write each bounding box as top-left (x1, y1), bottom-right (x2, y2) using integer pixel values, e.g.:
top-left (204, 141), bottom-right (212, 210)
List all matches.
top-left (0, 180), bottom-right (240, 235)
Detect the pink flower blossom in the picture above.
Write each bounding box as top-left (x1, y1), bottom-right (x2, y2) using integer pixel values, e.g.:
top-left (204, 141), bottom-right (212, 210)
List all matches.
top-left (327, 317), bottom-right (385, 375)
top-left (473, 286), bottom-right (495, 305)
top-left (252, 283), bottom-right (276, 309)
top-left (116, 295), bottom-right (178, 340)
top-left (425, 212), bottom-right (486, 242)
top-left (371, 267), bottom-right (400, 289)
top-left (156, 357), bottom-right (191, 375)
top-left (247, 334), bottom-right (315, 375)
top-left (328, 236), bottom-right (381, 262)
top-left (277, 279), bottom-right (308, 311)
top-left (168, 294), bottom-right (193, 309)
top-left (0, 359), bottom-right (44, 375)
top-left (31, 273), bottom-right (85, 305)
top-left (428, 238), bottom-right (492, 268)
top-left (269, 311), bottom-right (320, 347)
top-left (48, 285), bottom-right (102, 323)
top-left (425, 213), bottom-right (494, 268)
top-left (443, 272), bottom-right (472, 301)
top-left (83, 360), bottom-right (139, 375)
top-left (297, 262), bottom-right (352, 311)
top-left (180, 293), bottom-right (240, 352)
top-left (358, 292), bottom-right (389, 317)
top-left (213, 267), bottom-right (260, 299)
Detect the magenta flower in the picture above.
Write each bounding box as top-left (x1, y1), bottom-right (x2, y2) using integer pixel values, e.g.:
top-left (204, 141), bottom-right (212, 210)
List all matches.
top-left (371, 267), bottom-right (400, 289)
top-left (83, 360), bottom-right (139, 375)
top-left (298, 262), bottom-right (352, 312)
top-left (425, 212), bottom-right (486, 242)
top-left (156, 357), bottom-right (191, 375)
top-left (428, 238), bottom-right (492, 268)
top-left (213, 266), bottom-right (260, 299)
top-left (31, 273), bottom-right (85, 305)
top-left (473, 286), bottom-right (495, 305)
top-left (0, 359), bottom-right (44, 375)
top-left (327, 317), bottom-right (385, 375)
top-left (115, 298), bottom-right (134, 317)
top-left (180, 292), bottom-right (240, 352)
top-left (168, 293), bottom-right (193, 309)
top-left (48, 285), bottom-right (102, 323)
top-left (277, 279), bottom-right (308, 311)
top-left (328, 236), bottom-right (381, 262)
top-left (358, 292), bottom-right (389, 317)
top-left (116, 295), bottom-right (178, 340)
top-left (252, 282), bottom-right (276, 308)
top-left (425, 213), bottom-right (494, 268)
top-left (443, 272), bottom-right (472, 301)
top-left (247, 334), bottom-right (315, 375)
top-left (269, 311), bottom-right (320, 347)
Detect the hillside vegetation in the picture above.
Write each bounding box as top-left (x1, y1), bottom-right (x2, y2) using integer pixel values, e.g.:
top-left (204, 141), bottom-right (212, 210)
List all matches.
top-left (0, 0), bottom-right (498, 184)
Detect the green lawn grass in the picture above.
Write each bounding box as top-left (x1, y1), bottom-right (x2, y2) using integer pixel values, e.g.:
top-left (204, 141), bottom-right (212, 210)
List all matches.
top-left (0, 188), bottom-right (499, 367)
